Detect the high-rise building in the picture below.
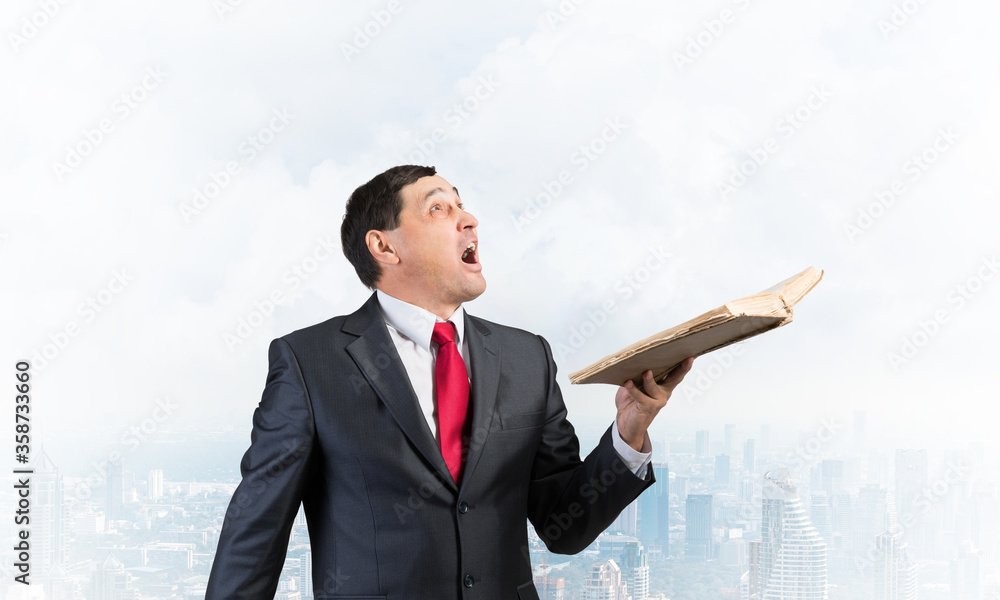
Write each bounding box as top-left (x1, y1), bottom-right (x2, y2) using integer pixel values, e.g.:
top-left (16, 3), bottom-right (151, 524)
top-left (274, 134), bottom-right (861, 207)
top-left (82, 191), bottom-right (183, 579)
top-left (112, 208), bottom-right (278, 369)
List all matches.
top-left (759, 469), bottom-right (827, 600)
top-left (147, 469), bottom-right (164, 500)
top-left (685, 494), bottom-right (713, 561)
top-left (716, 454), bottom-right (732, 486)
top-left (620, 541), bottom-right (649, 600)
top-left (583, 559), bottom-right (631, 600)
top-left (612, 499), bottom-right (638, 536)
top-left (854, 485), bottom-right (893, 560)
top-left (820, 460), bottom-right (844, 495)
top-left (894, 450), bottom-right (928, 551)
top-left (299, 551), bottom-right (313, 599)
top-left (897, 556), bottom-right (918, 600)
top-left (950, 542), bottom-right (982, 600)
top-left (638, 463), bottom-right (669, 554)
top-left (874, 530), bottom-right (918, 600)
top-left (744, 439), bottom-right (757, 474)
top-left (34, 449), bottom-right (68, 575)
top-left (971, 484), bottom-right (999, 570)
top-left (94, 553), bottom-right (139, 600)
top-left (747, 539), bottom-right (761, 599)
top-left (809, 493), bottom-right (832, 545)
top-left (696, 431), bottom-right (711, 458)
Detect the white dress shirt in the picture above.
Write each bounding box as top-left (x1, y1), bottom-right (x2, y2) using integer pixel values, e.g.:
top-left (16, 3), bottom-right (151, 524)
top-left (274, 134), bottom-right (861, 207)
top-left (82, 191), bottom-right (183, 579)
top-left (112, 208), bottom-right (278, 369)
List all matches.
top-left (375, 289), bottom-right (651, 478)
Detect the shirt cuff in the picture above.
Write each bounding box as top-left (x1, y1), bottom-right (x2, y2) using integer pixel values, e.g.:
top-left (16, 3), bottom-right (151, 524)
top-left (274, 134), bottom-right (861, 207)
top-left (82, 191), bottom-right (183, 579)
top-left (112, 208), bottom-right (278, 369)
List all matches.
top-left (611, 420), bottom-right (652, 479)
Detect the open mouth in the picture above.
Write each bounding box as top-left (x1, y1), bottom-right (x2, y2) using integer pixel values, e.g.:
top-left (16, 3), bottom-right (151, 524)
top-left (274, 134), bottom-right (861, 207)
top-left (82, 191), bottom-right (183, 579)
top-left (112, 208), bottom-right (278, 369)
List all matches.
top-left (461, 241), bottom-right (478, 265)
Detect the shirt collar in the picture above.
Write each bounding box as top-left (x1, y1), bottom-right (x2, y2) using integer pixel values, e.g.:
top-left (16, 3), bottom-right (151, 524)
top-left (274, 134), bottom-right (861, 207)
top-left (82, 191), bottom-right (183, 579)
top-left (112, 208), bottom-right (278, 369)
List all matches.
top-left (375, 289), bottom-right (466, 353)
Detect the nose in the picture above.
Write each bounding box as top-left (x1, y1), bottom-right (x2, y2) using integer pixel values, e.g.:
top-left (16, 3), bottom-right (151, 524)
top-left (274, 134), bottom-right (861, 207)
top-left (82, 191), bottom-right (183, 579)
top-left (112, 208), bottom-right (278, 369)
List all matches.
top-left (459, 207), bottom-right (478, 230)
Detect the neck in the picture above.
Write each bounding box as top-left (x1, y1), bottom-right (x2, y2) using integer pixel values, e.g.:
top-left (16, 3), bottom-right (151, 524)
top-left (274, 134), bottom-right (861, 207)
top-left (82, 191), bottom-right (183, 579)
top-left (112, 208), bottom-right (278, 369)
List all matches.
top-left (377, 285), bottom-right (460, 322)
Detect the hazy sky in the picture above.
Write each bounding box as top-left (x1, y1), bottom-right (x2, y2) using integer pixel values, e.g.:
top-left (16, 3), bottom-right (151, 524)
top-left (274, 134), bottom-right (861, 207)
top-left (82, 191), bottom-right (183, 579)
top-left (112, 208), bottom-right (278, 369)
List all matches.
top-left (3, 1), bottom-right (998, 466)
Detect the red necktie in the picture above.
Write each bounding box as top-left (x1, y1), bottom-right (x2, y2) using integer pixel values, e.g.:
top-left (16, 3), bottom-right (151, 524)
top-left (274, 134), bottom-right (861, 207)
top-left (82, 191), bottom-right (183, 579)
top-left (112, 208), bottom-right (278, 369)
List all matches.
top-left (432, 321), bottom-right (470, 483)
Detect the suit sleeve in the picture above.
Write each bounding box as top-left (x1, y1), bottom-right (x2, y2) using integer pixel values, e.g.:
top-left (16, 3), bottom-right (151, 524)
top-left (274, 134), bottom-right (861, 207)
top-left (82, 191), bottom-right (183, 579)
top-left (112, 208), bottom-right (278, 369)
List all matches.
top-left (206, 338), bottom-right (316, 600)
top-left (525, 335), bottom-right (655, 554)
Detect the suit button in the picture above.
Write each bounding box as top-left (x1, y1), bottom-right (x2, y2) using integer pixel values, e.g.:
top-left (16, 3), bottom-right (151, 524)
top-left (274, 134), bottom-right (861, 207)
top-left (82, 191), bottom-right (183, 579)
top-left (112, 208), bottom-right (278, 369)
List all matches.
top-left (463, 575), bottom-right (475, 588)
top-left (458, 501), bottom-right (469, 514)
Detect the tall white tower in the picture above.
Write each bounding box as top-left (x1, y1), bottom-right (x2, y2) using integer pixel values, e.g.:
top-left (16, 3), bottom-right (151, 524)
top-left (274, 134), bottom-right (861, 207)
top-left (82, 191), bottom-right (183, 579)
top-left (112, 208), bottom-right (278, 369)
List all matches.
top-left (759, 469), bottom-right (828, 600)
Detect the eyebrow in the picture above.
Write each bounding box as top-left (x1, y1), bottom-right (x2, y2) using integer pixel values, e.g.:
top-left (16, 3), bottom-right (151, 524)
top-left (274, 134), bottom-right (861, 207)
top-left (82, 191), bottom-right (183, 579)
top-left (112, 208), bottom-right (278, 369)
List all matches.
top-left (421, 186), bottom-right (462, 206)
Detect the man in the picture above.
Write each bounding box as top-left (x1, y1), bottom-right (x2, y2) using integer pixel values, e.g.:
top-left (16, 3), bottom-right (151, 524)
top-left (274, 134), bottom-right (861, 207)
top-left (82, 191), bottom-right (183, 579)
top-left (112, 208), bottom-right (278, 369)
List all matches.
top-left (206, 165), bottom-right (693, 599)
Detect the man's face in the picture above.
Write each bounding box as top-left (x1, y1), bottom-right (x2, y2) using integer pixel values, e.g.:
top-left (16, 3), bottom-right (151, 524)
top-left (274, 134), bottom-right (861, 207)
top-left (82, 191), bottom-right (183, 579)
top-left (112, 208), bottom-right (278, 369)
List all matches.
top-left (384, 174), bottom-right (486, 309)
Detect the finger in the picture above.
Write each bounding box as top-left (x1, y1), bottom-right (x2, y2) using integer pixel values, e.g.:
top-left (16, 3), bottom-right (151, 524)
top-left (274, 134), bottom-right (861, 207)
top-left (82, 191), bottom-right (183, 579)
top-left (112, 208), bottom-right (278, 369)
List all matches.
top-left (658, 357), bottom-right (695, 389)
top-left (640, 370), bottom-right (665, 401)
top-left (624, 378), bottom-right (647, 404)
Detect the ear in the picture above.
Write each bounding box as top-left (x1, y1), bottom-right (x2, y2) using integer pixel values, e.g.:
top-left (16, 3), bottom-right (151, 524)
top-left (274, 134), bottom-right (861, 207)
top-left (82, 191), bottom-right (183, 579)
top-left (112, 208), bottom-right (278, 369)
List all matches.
top-left (366, 230), bottom-right (400, 267)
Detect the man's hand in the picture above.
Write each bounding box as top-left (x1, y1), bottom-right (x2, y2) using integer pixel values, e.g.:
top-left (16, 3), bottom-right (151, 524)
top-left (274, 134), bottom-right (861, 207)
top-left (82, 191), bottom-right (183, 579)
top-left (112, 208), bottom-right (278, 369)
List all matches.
top-left (615, 357), bottom-right (695, 452)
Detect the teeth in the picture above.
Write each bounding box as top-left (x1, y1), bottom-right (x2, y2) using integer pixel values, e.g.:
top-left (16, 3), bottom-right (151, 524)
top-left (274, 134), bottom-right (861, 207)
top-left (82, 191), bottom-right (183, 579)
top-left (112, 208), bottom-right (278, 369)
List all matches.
top-left (462, 242), bottom-right (476, 258)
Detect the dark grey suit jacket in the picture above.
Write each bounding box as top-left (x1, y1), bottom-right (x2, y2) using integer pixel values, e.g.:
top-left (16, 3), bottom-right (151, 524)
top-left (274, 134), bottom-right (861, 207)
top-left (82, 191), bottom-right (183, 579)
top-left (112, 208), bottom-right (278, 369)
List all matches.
top-left (206, 292), bottom-right (654, 599)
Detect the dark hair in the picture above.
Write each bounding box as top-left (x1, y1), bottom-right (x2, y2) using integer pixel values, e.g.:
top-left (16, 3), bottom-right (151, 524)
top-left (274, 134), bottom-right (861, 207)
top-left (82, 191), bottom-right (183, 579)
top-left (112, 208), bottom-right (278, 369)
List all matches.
top-left (341, 165), bottom-right (437, 289)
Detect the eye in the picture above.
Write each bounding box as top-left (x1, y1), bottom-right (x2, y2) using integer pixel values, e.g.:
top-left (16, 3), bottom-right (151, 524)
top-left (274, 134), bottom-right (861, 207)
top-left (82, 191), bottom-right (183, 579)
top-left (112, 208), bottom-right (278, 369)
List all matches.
top-left (430, 204), bottom-right (442, 212)
top-left (457, 202), bottom-right (464, 210)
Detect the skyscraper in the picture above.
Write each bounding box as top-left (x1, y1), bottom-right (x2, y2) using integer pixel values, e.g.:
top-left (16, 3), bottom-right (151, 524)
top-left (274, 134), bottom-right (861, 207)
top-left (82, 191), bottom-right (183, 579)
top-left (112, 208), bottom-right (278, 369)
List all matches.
top-left (808, 494), bottom-right (832, 556)
top-left (716, 454), bottom-right (731, 486)
top-left (94, 553), bottom-right (139, 600)
top-left (894, 450), bottom-right (928, 554)
top-left (685, 494), bottom-right (713, 561)
top-left (612, 499), bottom-right (638, 536)
top-left (759, 469), bottom-right (827, 599)
top-left (950, 542), bottom-right (981, 600)
top-left (747, 539), bottom-right (761, 599)
top-left (300, 551), bottom-right (313, 599)
top-left (147, 469), bottom-right (163, 500)
top-left (744, 439), bottom-right (757, 474)
top-left (696, 430), bottom-right (711, 458)
top-left (620, 541), bottom-right (649, 600)
top-left (583, 559), bottom-right (631, 600)
top-left (638, 463), bottom-right (669, 554)
top-left (854, 485), bottom-right (893, 561)
top-left (34, 449), bottom-right (68, 576)
top-left (874, 530), bottom-right (918, 600)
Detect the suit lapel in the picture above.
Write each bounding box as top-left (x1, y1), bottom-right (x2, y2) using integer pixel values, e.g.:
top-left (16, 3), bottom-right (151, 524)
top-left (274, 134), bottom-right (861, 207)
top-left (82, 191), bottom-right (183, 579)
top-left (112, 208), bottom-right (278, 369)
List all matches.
top-left (343, 293), bottom-right (457, 491)
top-left (460, 312), bottom-right (500, 491)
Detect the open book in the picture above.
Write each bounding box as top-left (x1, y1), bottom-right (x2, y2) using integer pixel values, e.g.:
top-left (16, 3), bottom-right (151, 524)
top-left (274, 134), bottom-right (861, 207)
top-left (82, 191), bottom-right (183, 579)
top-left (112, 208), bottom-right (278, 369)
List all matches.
top-left (567, 267), bottom-right (823, 386)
